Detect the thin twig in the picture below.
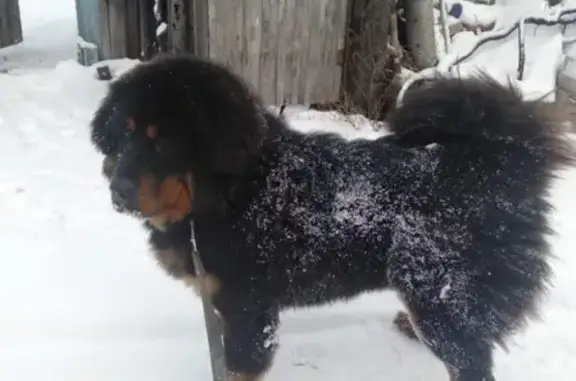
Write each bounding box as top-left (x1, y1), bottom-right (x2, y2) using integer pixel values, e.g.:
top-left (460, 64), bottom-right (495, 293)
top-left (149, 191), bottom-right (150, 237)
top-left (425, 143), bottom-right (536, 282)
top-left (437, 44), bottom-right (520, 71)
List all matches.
top-left (438, 0), bottom-right (452, 54)
top-left (397, 7), bottom-right (576, 106)
top-left (517, 17), bottom-right (526, 81)
top-left (449, 8), bottom-right (576, 77)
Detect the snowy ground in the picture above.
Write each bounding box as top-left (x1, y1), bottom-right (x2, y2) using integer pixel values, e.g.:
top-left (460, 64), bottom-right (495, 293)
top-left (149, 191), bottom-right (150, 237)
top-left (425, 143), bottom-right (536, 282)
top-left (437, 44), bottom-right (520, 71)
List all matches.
top-left (0, 1), bottom-right (575, 380)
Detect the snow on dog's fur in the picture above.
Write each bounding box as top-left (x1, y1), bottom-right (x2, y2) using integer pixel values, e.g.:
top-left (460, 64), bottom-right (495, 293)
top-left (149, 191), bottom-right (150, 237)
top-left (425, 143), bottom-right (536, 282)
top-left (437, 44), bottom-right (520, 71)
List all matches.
top-left (89, 53), bottom-right (575, 381)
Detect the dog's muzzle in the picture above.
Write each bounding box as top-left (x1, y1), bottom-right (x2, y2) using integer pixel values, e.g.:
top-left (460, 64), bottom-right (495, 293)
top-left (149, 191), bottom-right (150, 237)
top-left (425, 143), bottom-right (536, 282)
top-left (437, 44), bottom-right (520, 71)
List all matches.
top-left (110, 177), bottom-right (137, 212)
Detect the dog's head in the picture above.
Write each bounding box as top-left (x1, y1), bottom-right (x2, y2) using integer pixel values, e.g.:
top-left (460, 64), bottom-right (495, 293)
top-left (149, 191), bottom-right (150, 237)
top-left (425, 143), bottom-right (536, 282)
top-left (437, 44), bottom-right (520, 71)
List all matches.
top-left (90, 54), bottom-right (268, 229)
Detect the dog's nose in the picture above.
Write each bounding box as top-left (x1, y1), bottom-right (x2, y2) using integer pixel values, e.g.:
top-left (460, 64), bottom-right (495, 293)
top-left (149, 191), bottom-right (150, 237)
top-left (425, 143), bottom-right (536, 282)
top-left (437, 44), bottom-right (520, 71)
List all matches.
top-left (110, 177), bottom-right (136, 208)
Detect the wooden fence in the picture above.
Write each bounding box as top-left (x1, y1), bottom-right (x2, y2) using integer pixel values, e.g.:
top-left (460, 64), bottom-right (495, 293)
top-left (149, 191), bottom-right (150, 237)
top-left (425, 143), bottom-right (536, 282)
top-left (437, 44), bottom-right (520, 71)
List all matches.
top-left (204, 0), bottom-right (350, 105)
top-left (79, 0), bottom-right (351, 106)
top-left (163, 0), bottom-right (351, 106)
top-left (75, 0), bottom-right (156, 65)
top-left (78, 0), bottom-right (414, 113)
top-left (97, 0), bottom-right (156, 61)
top-left (0, 0), bottom-right (23, 49)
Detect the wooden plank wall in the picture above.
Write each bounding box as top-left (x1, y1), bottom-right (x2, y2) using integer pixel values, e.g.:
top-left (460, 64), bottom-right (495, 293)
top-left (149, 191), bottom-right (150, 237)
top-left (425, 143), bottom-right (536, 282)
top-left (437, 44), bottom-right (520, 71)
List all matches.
top-left (0, 0), bottom-right (23, 49)
top-left (97, 0), bottom-right (156, 61)
top-left (201, 0), bottom-right (349, 105)
top-left (93, 0), bottom-right (349, 105)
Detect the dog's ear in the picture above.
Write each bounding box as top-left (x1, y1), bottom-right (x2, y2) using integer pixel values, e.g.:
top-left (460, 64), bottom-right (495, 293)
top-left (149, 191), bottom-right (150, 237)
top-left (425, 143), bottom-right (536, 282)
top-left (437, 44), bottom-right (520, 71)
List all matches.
top-left (145, 58), bottom-right (269, 177)
top-left (91, 56), bottom-right (270, 177)
top-left (90, 81), bottom-right (131, 156)
top-left (191, 84), bottom-right (267, 176)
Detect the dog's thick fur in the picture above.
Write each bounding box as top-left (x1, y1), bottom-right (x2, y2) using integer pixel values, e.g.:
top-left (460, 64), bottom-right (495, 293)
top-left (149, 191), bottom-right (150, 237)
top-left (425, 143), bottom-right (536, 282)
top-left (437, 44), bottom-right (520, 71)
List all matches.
top-left (90, 54), bottom-right (575, 381)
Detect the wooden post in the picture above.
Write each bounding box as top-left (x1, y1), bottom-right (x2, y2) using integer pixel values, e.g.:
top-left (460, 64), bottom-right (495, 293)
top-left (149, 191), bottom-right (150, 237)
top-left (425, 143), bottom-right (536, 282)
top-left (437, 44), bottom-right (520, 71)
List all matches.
top-left (139, 0), bottom-right (157, 60)
top-left (107, 0), bottom-right (128, 58)
top-left (190, 0), bottom-right (210, 58)
top-left (166, 0), bottom-right (190, 53)
top-left (558, 56), bottom-right (576, 99)
top-left (403, 0), bottom-right (437, 69)
top-left (76, 0), bottom-right (102, 66)
top-left (162, 0), bottom-right (209, 57)
top-left (0, 0), bottom-right (23, 48)
top-left (340, 0), bottom-right (399, 119)
top-left (97, 0), bottom-right (156, 61)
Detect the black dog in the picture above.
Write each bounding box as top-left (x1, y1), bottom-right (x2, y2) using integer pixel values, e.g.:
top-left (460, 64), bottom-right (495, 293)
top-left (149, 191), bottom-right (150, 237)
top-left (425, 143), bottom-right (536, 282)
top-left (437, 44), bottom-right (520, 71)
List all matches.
top-left (90, 53), bottom-right (575, 381)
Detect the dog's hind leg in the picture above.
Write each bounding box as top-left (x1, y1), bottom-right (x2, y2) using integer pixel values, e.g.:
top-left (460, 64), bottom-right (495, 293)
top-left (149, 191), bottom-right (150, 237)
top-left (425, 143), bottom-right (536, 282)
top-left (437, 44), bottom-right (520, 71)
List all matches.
top-left (388, 247), bottom-right (499, 381)
top-left (396, 292), bottom-right (497, 381)
top-left (219, 302), bottom-right (280, 381)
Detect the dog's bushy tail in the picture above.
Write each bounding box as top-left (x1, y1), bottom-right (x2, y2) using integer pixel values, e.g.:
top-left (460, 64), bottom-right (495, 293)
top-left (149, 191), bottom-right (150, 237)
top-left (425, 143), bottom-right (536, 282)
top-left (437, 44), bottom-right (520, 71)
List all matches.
top-left (389, 74), bottom-right (575, 172)
top-left (388, 74), bottom-right (576, 345)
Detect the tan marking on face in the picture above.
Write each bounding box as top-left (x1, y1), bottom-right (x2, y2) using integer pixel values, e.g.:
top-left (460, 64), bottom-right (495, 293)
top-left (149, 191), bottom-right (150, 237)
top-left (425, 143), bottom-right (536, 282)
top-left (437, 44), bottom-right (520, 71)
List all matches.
top-left (137, 174), bottom-right (193, 228)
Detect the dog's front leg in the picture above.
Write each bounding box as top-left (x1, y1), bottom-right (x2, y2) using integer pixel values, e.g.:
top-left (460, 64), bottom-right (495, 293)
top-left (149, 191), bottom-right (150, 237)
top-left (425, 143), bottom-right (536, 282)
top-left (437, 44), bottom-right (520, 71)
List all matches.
top-left (219, 302), bottom-right (280, 381)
